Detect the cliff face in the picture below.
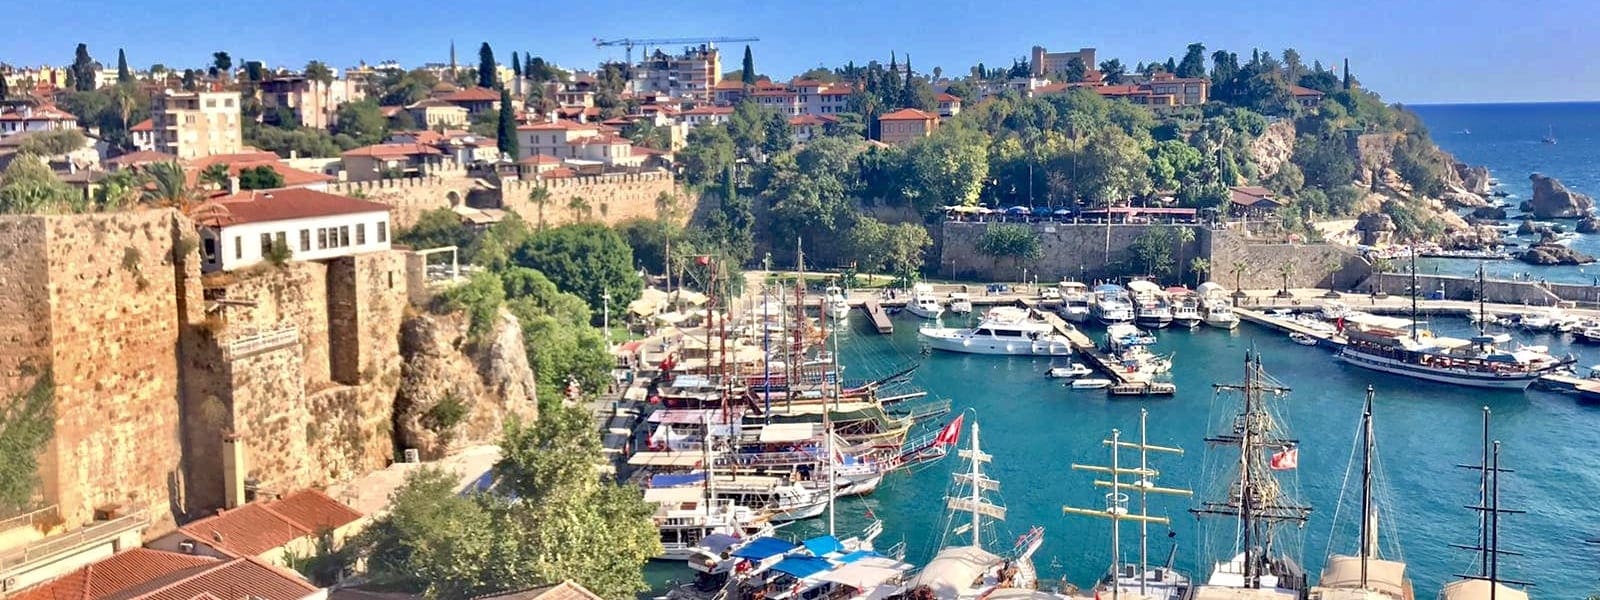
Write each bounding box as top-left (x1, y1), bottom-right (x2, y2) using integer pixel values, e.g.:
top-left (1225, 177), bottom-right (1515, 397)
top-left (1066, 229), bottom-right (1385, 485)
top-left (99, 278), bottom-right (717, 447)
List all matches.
top-left (1249, 119), bottom-right (1296, 180)
top-left (394, 309), bottom-right (538, 461)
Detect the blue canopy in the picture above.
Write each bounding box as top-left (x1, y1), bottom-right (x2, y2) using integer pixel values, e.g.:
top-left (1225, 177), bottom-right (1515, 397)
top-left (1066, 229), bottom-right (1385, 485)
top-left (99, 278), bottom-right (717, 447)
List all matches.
top-left (649, 473), bottom-right (706, 487)
top-left (772, 556), bottom-right (834, 579)
top-left (802, 535), bottom-right (844, 556)
top-left (732, 537), bottom-right (797, 560)
top-left (834, 550), bottom-right (878, 564)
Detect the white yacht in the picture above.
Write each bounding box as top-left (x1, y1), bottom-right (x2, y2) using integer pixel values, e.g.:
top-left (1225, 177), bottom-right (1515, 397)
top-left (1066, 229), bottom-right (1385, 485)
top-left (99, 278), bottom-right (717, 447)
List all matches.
top-left (1201, 301), bottom-right (1239, 329)
top-left (919, 307), bottom-right (1073, 356)
top-left (1091, 284), bottom-right (1135, 325)
top-left (1056, 281), bottom-right (1092, 323)
top-left (708, 474), bottom-right (829, 523)
top-left (949, 292), bottom-right (974, 315)
top-left (824, 285), bottom-right (851, 320)
top-left (1172, 296), bottom-right (1202, 328)
top-left (905, 283), bottom-right (945, 319)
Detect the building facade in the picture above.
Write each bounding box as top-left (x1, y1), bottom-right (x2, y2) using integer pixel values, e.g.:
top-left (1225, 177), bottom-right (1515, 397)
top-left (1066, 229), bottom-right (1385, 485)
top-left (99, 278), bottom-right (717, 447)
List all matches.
top-left (1031, 46), bottom-right (1098, 78)
top-left (877, 108), bottom-right (940, 145)
top-left (259, 77), bottom-right (366, 130)
top-left (150, 90), bottom-right (244, 159)
top-left (0, 105), bottom-right (80, 136)
top-left (192, 188), bottom-right (392, 272)
top-left (633, 45), bottom-right (722, 102)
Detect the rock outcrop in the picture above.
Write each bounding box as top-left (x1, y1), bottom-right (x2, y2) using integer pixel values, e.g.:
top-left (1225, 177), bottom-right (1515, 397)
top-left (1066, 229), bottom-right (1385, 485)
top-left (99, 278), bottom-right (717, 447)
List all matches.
top-left (394, 309), bottom-right (538, 460)
top-left (1454, 162), bottom-right (1492, 195)
top-left (1468, 206), bottom-right (1507, 221)
top-left (1446, 224), bottom-right (1504, 250)
top-left (1519, 243), bottom-right (1596, 265)
top-left (1355, 212), bottom-right (1396, 246)
top-left (1250, 120), bottom-right (1296, 180)
top-left (1580, 216), bottom-right (1600, 234)
top-left (1527, 173), bottom-right (1594, 218)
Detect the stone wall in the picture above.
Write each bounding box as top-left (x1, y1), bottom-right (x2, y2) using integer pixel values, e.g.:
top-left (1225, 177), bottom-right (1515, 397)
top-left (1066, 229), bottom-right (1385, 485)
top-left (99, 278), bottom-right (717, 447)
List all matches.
top-left (1362, 273), bottom-right (1566, 306)
top-left (325, 170), bottom-right (695, 231)
top-left (1203, 229), bottom-right (1372, 290)
top-left (326, 176), bottom-right (478, 229)
top-left (0, 210), bottom-right (200, 534)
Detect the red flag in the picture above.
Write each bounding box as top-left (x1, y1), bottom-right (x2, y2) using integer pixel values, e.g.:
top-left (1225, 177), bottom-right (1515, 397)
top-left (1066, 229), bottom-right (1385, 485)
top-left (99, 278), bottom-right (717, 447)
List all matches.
top-left (935, 415), bottom-right (965, 446)
top-left (1270, 446), bottom-right (1299, 471)
top-left (695, 255), bottom-right (711, 266)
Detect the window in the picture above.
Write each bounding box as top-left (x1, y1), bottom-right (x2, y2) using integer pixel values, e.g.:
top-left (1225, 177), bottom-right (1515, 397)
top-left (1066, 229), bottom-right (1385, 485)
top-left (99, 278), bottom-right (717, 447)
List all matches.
top-left (260, 233), bottom-right (272, 255)
top-left (202, 237), bottom-right (216, 261)
top-left (300, 229), bottom-right (310, 252)
top-left (275, 231), bottom-right (287, 250)
top-left (356, 224), bottom-right (366, 245)
top-left (339, 226), bottom-right (350, 247)
top-left (377, 222), bottom-right (388, 243)
top-left (206, 99), bottom-right (216, 108)
top-left (234, 236), bottom-right (243, 259)
top-left (317, 228), bottom-right (328, 249)
top-left (224, 98), bottom-right (235, 107)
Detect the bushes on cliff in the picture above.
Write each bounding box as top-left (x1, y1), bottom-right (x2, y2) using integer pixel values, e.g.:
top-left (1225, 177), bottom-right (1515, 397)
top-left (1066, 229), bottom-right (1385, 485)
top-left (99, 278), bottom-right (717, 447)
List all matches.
top-left (355, 405), bottom-right (659, 600)
top-left (0, 370), bottom-right (54, 515)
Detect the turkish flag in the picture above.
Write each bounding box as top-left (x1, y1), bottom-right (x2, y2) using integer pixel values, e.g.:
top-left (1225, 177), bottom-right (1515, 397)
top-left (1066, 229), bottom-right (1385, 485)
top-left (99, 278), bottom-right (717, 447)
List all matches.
top-left (695, 255), bottom-right (711, 266)
top-left (935, 415), bottom-right (965, 446)
top-left (1270, 446), bottom-right (1299, 471)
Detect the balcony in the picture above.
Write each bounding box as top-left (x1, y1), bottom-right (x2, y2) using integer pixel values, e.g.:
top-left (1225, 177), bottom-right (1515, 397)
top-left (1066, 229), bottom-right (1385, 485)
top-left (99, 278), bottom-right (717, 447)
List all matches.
top-left (0, 510), bottom-right (147, 575)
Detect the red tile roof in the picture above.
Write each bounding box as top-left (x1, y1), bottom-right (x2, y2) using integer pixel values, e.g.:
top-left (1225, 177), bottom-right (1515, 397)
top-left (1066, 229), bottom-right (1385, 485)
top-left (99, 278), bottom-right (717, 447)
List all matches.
top-left (130, 118), bottom-right (154, 132)
top-left (477, 581), bottom-right (605, 600)
top-left (517, 119), bottom-right (600, 132)
top-left (681, 106), bottom-right (733, 116)
top-left (789, 114), bottom-right (834, 126)
top-left (1288, 84), bottom-right (1326, 97)
top-left (440, 86), bottom-right (501, 102)
top-left (789, 79), bottom-right (829, 88)
top-left (261, 489), bottom-right (363, 534)
top-left (11, 549), bottom-right (216, 600)
top-left (935, 92), bottom-right (961, 102)
top-left (98, 557), bottom-right (318, 600)
top-left (193, 188), bottom-right (391, 228)
top-left (0, 105), bottom-right (77, 122)
top-left (108, 150), bottom-right (178, 167)
top-left (878, 108), bottom-right (938, 121)
top-left (542, 167), bottom-right (577, 179)
top-left (183, 153), bottom-right (335, 188)
top-left (713, 79), bottom-right (752, 91)
top-left (518, 154), bottom-right (563, 165)
top-left (341, 143), bottom-right (444, 159)
top-left (818, 87), bottom-right (853, 96)
top-left (631, 146), bottom-right (671, 156)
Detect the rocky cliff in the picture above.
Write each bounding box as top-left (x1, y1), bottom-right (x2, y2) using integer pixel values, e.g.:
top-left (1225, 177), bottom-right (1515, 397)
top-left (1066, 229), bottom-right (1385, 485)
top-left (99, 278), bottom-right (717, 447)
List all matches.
top-left (1526, 173), bottom-right (1594, 219)
top-left (1249, 120), bottom-right (1296, 180)
top-left (394, 308), bottom-right (538, 460)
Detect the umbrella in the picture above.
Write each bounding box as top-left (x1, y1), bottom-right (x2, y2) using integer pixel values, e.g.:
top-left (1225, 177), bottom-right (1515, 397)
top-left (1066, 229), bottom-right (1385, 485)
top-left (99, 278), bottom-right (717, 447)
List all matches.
top-left (1052, 208), bottom-right (1073, 215)
top-left (1005, 206), bottom-right (1032, 214)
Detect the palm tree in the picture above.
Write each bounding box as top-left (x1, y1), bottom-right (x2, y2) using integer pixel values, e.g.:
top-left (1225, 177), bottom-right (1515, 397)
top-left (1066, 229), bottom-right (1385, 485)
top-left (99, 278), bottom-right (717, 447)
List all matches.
top-left (1229, 259), bottom-right (1249, 304)
top-left (1276, 262), bottom-right (1297, 298)
top-left (1189, 257), bottom-right (1210, 287)
top-left (141, 161), bottom-right (198, 211)
top-left (198, 164), bottom-right (230, 190)
top-left (566, 196), bottom-right (591, 222)
top-left (528, 186), bottom-right (551, 229)
top-left (1173, 226), bottom-right (1196, 286)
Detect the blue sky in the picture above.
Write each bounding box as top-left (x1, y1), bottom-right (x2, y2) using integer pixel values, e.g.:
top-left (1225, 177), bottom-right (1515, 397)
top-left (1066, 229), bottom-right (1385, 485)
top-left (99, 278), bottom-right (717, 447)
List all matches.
top-left (5, 0), bottom-right (1598, 104)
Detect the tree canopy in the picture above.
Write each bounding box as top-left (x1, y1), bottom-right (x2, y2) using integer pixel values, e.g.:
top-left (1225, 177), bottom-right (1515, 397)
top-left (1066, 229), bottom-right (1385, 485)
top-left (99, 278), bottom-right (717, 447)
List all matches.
top-left (514, 223), bottom-right (643, 320)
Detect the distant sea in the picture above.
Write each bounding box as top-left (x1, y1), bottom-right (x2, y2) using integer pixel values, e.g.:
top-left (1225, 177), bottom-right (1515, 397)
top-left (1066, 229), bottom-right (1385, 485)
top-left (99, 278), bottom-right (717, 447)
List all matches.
top-left (1412, 102), bottom-right (1600, 283)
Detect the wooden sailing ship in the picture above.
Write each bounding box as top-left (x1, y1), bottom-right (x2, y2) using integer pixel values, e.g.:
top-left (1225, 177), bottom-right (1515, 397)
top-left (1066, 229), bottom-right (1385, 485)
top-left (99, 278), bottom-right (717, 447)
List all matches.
top-left (1308, 386), bottom-right (1414, 600)
top-left (1437, 408), bottom-right (1531, 600)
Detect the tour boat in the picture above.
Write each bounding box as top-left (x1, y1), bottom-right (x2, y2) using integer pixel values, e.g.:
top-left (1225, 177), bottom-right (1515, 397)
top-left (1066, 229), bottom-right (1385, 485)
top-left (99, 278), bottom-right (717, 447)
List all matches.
top-left (1191, 352), bottom-right (1312, 600)
top-left (824, 286), bottom-right (851, 320)
top-left (1289, 332), bottom-right (1319, 346)
top-left (648, 486), bottom-right (774, 561)
top-left (706, 474), bottom-right (830, 523)
top-left (949, 292), bottom-right (974, 315)
top-left (1072, 378), bottom-right (1114, 390)
top-left (1063, 409), bottom-right (1194, 600)
top-left (1048, 364), bottom-right (1094, 378)
top-left (905, 283), bottom-right (945, 319)
top-left (918, 307), bottom-right (1073, 356)
top-left (1091, 284), bottom-right (1136, 325)
top-left (1337, 261), bottom-right (1571, 389)
top-left (1171, 296), bottom-right (1202, 328)
top-left (1306, 387), bottom-right (1415, 600)
top-left (908, 420), bottom-right (1046, 597)
top-left (1056, 281), bottom-right (1093, 323)
top-left (1202, 302), bottom-right (1240, 330)
top-left (1576, 326), bottom-right (1600, 344)
top-left (1128, 280), bottom-right (1172, 329)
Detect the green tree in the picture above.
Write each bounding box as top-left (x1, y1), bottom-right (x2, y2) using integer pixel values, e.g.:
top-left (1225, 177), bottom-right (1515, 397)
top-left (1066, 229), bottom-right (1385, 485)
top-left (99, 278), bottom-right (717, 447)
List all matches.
top-left (1098, 59), bottom-right (1127, 84)
top-left (617, 217), bottom-right (681, 276)
top-left (1063, 57), bottom-right (1087, 83)
top-left (905, 127), bottom-right (989, 211)
top-left (1229, 260), bottom-right (1250, 300)
top-left (212, 51), bottom-right (232, 82)
top-left (741, 45), bottom-right (756, 85)
top-left (511, 51), bottom-right (522, 80)
top-left (496, 88), bottom-right (518, 160)
top-left (1189, 257), bottom-right (1211, 287)
top-left (1176, 43), bottom-right (1207, 78)
top-left (514, 223), bottom-right (643, 319)
top-left (16, 129), bottom-right (86, 157)
top-left (976, 224), bottom-right (1041, 280)
top-left (199, 163), bottom-right (231, 189)
top-left (678, 124), bottom-right (735, 186)
top-left (238, 165), bottom-right (285, 190)
top-left (72, 43), bottom-right (96, 91)
top-left (527, 187), bottom-right (553, 229)
top-left (116, 48), bottom-right (132, 83)
top-left (0, 76), bottom-right (8, 101)
top-left (140, 161), bottom-right (198, 210)
top-left (0, 158), bottom-right (83, 214)
top-left (398, 209), bottom-right (473, 251)
top-left (1130, 226), bottom-right (1176, 277)
top-left (1172, 226), bottom-right (1196, 284)
top-left (1276, 262), bottom-right (1297, 296)
top-left (181, 69), bottom-right (197, 91)
top-left (334, 99), bottom-right (388, 146)
top-left (477, 42), bottom-right (497, 88)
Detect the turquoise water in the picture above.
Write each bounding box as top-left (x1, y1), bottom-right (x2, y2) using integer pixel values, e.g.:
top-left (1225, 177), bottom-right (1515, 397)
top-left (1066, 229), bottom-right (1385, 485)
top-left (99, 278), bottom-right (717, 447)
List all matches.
top-left (755, 312), bottom-right (1600, 597)
top-left (1412, 102), bottom-right (1600, 284)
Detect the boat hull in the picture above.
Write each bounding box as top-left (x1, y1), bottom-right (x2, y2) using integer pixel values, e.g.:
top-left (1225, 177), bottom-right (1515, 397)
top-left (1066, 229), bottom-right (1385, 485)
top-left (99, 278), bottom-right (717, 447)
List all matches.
top-left (770, 499), bottom-right (829, 523)
top-left (1135, 315), bottom-right (1172, 329)
top-left (920, 331), bottom-right (1073, 355)
top-left (1336, 350), bottom-right (1539, 389)
top-left (905, 304), bottom-right (943, 319)
top-left (1204, 316), bottom-right (1239, 329)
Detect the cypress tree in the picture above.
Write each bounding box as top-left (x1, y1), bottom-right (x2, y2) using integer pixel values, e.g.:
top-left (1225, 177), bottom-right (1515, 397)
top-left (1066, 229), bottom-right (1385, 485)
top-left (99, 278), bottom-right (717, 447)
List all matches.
top-left (496, 88), bottom-right (518, 160)
top-left (741, 45), bottom-right (756, 85)
top-left (478, 42), bottom-right (497, 88)
top-left (1342, 58), bottom-right (1351, 90)
top-left (72, 43), bottom-right (95, 91)
top-left (116, 49), bottom-right (132, 83)
top-left (182, 69), bottom-right (197, 91)
top-left (1164, 57), bottom-right (1177, 73)
top-left (512, 51), bottom-right (522, 78)
top-left (0, 76), bottom-right (8, 101)
top-left (524, 54), bottom-right (535, 80)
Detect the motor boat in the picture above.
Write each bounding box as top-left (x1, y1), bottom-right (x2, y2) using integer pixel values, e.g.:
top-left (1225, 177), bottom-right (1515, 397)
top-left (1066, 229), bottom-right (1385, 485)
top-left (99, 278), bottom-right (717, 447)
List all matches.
top-left (1319, 301), bottom-right (1350, 320)
top-left (1575, 326), bottom-right (1600, 344)
top-left (948, 292), bottom-right (974, 315)
top-left (824, 285), bottom-right (850, 320)
top-left (1057, 281), bottom-right (1093, 323)
top-left (1072, 378), bottom-right (1114, 389)
top-left (1048, 364), bottom-right (1094, 378)
top-left (1289, 332), bottom-right (1319, 346)
top-left (919, 307), bottom-right (1073, 356)
top-left (1202, 301), bottom-right (1240, 330)
top-left (905, 283), bottom-right (944, 319)
top-left (1091, 284), bottom-right (1135, 325)
top-left (1172, 296), bottom-right (1202, 328)
top-left (1128, 280), bottom-right (1172, 329)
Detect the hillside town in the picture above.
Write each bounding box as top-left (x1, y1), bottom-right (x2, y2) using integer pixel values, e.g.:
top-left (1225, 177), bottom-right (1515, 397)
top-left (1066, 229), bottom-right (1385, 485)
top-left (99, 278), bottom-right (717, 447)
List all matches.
top-left (3, 25), bottom-right (1599, 600)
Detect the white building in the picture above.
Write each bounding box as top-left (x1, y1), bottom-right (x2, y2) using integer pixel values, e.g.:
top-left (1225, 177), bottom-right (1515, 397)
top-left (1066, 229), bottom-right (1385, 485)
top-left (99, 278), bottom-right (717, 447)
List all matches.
top-left (151, 90), bottom-right (243, 159)
top-left (678, 106), bottom-right (732, 130)
top-left (0, 105), bottom-right (80, 136)
top-left (192, 188), bottom-right (391, 273)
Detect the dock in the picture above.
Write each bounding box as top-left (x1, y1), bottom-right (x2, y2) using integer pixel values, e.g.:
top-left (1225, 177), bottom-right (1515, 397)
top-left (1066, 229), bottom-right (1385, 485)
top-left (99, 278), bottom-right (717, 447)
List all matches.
top-left (1034, 309), bottom-right (1149, 387)
top-left (861, 300), bottom-right (893, 334)
top-left (1233, 307), bottom-right (1347, 348)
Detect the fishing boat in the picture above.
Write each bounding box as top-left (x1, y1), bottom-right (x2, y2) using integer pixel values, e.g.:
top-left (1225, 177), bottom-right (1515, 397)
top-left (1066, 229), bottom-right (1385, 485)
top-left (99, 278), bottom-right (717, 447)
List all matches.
top-left (1307, 386), bottom-right (1414, 600)
top-left (1289, 332), bottom-right (1319, 346)
top-left (1190, 352), bottom-right (1312, 600)
top-left (908, 418), bottom-right (1046, 599)
top-left (950, 292), bottom-right (975, 315)
top-left (1092, 284), bottom-right (1136, 325)
top-left (907, 283), bottom-right (945, 319)
top-left (1063, 409), bottom-right (1194, 600)
top-left (825, 285), bottom-right (851, 320)
top-left (1436, 408), bottom-right (1532, 600)
top-left (1172, 296), bottom-right (1202, 329)
top-left (1073, 378), bottom-right (1114, 390)
top-left (1048, 364), bottom-right (1094, 378)
top-left (1542, 124), bottom-right (1556, 145)
top-left (1336, 259), bottom-right (1571, 389)
top-left (918, 307), bottom-right (1073, 356)
top-left (1058, 281), bottom-right (1094, 323)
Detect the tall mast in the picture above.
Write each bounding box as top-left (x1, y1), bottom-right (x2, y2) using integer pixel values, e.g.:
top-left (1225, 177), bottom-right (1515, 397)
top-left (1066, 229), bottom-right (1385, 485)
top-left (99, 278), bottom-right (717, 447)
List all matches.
top-left (1489, 441), bottom-right (1501, 599)
top-left (1241, 354), bottom-right (1256, 585)
top-left (1359, 386), bottom-right (1375, 589)
top-left (1065, 414), bottom-right (1187, 598)
top-left (1450, 406), bottom-right (1530, 594)
top-left (826, 409), bottom-right (836, 536)
top-left (969, 421), bottom-right (983, 548)
top-left (1477, 262), bottom-right (1487, 336)
top-left (763, 284), bottom-right (772, 422)
top-left (1409, 242), bottom-right (1419, 339)
top-left (1479, 407), bottom-right (1490, 576)
top-left (1112, 429), bottom-right (1122, 600)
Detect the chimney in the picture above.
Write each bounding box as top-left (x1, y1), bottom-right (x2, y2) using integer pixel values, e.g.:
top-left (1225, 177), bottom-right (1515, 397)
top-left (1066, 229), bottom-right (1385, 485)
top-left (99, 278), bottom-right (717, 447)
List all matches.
top-left (289, 150), bottom-right (298, 160)
top-left (227, 176), bottom-right (240, 195)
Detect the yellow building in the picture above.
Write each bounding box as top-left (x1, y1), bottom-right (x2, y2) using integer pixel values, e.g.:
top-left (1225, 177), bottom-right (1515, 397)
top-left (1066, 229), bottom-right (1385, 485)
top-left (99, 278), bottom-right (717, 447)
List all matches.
top-left (151, 90), bottom-right (244, 159)
top-left (877, 108), bottom-right (940, 145)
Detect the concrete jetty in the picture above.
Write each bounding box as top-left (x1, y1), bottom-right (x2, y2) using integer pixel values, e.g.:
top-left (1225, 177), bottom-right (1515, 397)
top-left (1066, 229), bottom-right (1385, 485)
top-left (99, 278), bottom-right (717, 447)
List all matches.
top-left (861, 300), bottom-right (893, 334)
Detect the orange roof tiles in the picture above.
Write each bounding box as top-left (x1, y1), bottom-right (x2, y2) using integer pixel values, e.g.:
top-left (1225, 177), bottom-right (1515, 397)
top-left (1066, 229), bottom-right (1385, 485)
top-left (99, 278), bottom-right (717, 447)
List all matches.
top-left (440, 86), bottom-right (501, 102)
top-left (517, 119), bottom-right (600, 132)
top-left (0, 104), bottom-right (77, 122)
top-left (262, 489), bottom-right (363, 534)
top-left (878, 108), bottom-right (938, 121)
top-left (130, 118), bottom-right (154, 132)
top-left (681, 106), bottom-right (733, 116)
top-left (183, 153), bottom-right (335, 188)
top-left (108, 150), bottom-right (177, 167)
top-left (340, 143), bottom-right (444, 159)
top-left (789, 114), bottom-right (834, 126)
top-left (518, 154), bottom-right (563, 165)
top-left (99, 557), bottom-right (318, 600)
top-left (193, 188), bottom-right (391, 229)
top-left (12, 549), bottom-right (216, 600)
top-left (935, 92), bottom-right (961, 102)
top-left (1288, 84), bottom-right (1326, 97)
top-left (478, 581), bottom-right (605, 600)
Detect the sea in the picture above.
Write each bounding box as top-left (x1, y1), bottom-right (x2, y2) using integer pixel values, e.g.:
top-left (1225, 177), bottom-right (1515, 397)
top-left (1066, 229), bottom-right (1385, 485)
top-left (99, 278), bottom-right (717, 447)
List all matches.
top-left (644, 104), bottom-right (1600, 598)
top-left (1412, 102), bottom-right (1600, 283)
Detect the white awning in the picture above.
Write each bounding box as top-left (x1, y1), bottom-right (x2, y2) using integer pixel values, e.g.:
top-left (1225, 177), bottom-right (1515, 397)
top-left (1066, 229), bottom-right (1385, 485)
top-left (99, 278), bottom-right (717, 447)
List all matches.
top-left (643, 486), bottom-right (707, 505)
top-left (1315, 555), bottom-right (1408, 599)
top-left (758, 423), bottom-right (821, 443)
top-left (815, 557), bottom-right (913, 589)
top-left (909, 546), bottom-right (1000, 600)
top-left (1438, 579), bottom-right (1528, 600)
top-left (626, 452), bottom-right (703, 467)
top-left (1127, 280), bottom-right (1161, 293)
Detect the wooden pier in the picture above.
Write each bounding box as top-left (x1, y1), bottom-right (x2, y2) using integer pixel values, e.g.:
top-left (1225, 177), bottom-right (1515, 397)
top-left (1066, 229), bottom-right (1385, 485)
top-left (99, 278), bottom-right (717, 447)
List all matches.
top-left (1232, 307), bottom-right (1347, 349)
top-left (861, 300), bottom-right (893, 334)
top-left (1034, 309), bottom-right (1148, 387)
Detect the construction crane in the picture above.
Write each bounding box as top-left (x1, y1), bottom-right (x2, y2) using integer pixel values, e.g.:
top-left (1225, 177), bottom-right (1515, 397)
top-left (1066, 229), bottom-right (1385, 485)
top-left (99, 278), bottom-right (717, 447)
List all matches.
top-left (593, 36), bottom-right (759, 66)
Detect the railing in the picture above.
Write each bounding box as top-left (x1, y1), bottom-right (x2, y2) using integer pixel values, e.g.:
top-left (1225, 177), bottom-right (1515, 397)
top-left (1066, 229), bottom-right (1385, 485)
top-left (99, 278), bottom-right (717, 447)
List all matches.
top-left (0, 510), bottom-right (147, 572)
top-left (0, 505), bottom-right (58, 535)
top-left (223, 325), bottom-right (299, 361)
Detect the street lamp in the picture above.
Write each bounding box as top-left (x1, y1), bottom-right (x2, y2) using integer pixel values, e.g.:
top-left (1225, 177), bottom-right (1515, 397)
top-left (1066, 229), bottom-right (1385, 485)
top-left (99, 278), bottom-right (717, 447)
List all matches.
top-left (602, 288), bottom-right (613, 351)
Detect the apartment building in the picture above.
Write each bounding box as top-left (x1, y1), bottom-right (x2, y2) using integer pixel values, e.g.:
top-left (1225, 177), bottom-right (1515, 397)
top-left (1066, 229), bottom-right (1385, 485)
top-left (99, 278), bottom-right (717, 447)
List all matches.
top-left (0, 105), bottom-right (79, 136)
top-left (633, 45), bottom-right (722, 102)
top-left (1030, 46), bottom-right (1097, 78)
top-left (151, 90), bottom-right (243, 159)
top-left (515, 119), bottom-right (645, 168)
top-left (259, 76), bottom-right (366, 129)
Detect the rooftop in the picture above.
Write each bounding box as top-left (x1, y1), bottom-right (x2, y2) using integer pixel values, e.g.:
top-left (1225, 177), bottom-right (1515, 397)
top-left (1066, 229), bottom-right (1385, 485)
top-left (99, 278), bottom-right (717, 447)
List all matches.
top-left (193, 188), bottom-right (392, 228)
top-left (516, 119), bottom-right (600, 132)
top-left (878, 108), bottom-right (939, 121)
top-left (11, 549), bottom-right (317, 600)
top-left (341, 143), bottom-right (445, 159)
top-left (440, 86), bottom-right (501, 102)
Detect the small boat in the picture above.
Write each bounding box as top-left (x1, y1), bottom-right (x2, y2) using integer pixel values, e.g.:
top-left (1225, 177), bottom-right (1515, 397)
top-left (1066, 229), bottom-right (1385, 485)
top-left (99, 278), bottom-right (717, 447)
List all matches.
top-left (1172, 296), bottom-right (1202, 328)
top-left (1057, 281), bottom-right (1093, 323)
top-left (1073, 378), bottom-right (1114, 389)
top-left (824, 285), bottom-right (851, 320)
top-left (1202, 302), bottom-right (1240, 330)
top-left (1577, 327), bottom-right (1600, 344)
top-left (1092, 284), bottom-right (1136, 325)
top-left (1289, 332), bottom-right (1319, 346)
top-left (905, 283), bottom-right (944, 319)
top-left (1048, 364), bottom-right (1093, 378)
top-left (1109, 381), bottom-right (1177, 396)
top-left (1542, 124), bottom-right (1557, 144)
top-left (948, 292), bottom-right (974, 315)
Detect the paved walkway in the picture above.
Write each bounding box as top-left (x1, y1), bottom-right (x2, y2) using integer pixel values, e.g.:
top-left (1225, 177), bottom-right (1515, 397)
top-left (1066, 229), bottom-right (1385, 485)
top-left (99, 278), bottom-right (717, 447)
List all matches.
top-left (325, 445), bottom-right (502, 516)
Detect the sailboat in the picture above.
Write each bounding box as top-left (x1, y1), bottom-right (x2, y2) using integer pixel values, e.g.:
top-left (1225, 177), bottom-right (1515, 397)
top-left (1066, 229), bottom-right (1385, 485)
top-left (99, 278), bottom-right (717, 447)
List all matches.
top-left (908, 418), bottom-right (1047, 600)
top-left (1437, 408), bottom-right (1532, 600)
top-left (1541, 125), bottom-right (1556, 145)
top-left (1307, 387), bottom-right (1414, 600)
top-left (1063, 409), bottom-right (1195, 600)
top-left (1190, 351), bottom-right (1312, 600)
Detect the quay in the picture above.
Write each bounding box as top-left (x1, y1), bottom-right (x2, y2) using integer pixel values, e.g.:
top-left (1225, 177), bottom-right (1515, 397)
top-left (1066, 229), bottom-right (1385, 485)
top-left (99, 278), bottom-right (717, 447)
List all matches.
top-left (860, 300), bottom-right (893, 334)
top-left (1027, 304), bottom-right (1154, 389)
